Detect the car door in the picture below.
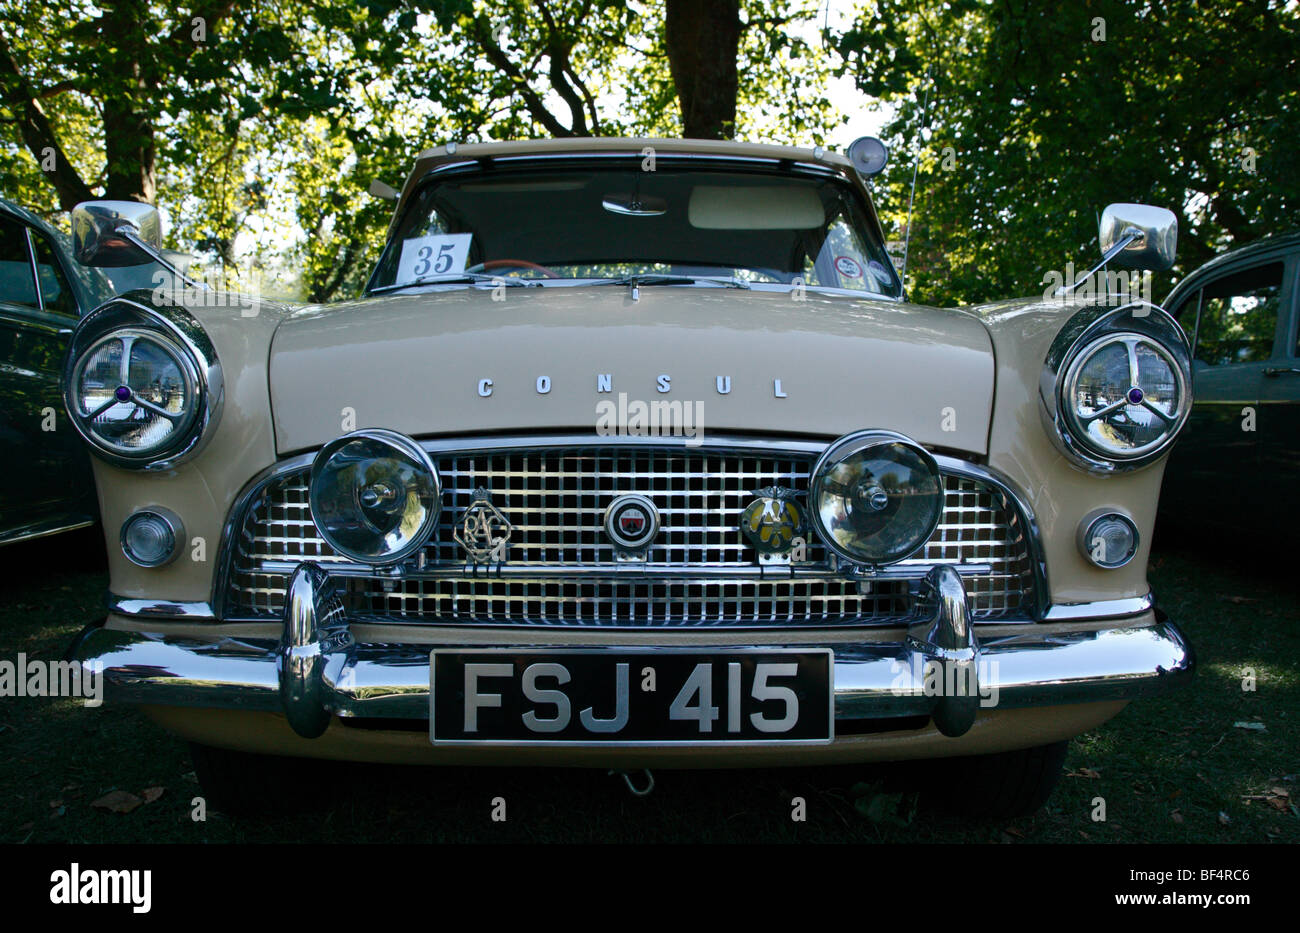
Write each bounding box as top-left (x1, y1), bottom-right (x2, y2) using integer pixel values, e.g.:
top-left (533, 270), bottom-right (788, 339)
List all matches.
top-left (1257, 250), bottom-right (1300, 530)
top-left (1161, 257), bottom-right (1290, 526)
top-left (0, 213), bottom-right (93, 540)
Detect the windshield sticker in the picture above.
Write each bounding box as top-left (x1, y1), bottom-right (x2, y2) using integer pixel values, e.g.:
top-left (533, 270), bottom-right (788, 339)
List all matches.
top-left (834, 255), bottom-right (863, 279)
top-left (397, 233), bottom-right (473, 284)
top-left (867, 260), bottom-right (892, 285)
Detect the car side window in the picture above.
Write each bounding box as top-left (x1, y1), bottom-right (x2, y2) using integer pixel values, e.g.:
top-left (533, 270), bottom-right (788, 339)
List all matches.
top-left (30, 232), bottom-right (77, 316)
top-left (1193, 262), bottom-right (1282, 366)
top-left (0, 216), bottom-right (39, 309)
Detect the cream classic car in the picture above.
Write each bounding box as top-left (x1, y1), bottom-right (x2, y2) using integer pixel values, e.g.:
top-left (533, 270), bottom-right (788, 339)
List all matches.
top-left (65, 137), bottom-right (1193, 817)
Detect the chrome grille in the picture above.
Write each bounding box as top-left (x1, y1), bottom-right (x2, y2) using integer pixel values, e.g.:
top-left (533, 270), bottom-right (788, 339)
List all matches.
top-left (224, 444), bottom-right (1036, 626)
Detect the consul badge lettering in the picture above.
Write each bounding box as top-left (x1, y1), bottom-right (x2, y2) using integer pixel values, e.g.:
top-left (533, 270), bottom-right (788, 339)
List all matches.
top-left (475, 374), bottom-right (791, 398)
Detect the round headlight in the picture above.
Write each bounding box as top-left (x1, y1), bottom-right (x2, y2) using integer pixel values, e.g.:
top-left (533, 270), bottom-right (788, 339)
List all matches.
top-left (809, 430), bottom-right (944, 566)
top-left (309, 429), bottom-right (442, 564)
top-left (1061, 333), bottom-right (1190, 462)
top-left (69, 328), bottom-right (201, 461)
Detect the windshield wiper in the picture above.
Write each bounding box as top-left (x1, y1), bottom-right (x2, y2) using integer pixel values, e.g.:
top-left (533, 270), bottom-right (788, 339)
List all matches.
top-left (600, 273), bottom-right (751, 296)
top-left (369, 272), bottom-right (542, 295)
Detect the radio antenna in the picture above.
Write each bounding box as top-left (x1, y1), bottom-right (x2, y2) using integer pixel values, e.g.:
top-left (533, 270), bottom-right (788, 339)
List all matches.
top-left (899, 68), bottom-right (933, 294)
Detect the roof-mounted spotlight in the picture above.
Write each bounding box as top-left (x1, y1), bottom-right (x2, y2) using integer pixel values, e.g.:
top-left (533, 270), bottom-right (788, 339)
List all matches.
top-left (846, 136), bottom-right (889, 177)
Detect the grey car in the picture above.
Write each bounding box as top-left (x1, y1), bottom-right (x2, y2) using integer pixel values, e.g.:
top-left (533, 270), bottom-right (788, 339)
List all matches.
top-left (1159, 231), bottom-right (1300, 537)
top-left (0, 197), bottom-right (116, 545)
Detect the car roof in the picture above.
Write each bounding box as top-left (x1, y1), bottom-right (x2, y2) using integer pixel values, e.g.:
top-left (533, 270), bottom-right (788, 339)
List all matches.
top-left (407, 136), bottom-right (853, 175)
top-left (394, 136), bottom-right (864, 230)
top-left (1165, 230), bottom-right (1300, 312)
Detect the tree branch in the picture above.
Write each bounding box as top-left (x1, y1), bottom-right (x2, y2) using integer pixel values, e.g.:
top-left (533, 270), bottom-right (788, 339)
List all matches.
top-left (165, 1), bottom-right (238, 57)
top-left (0, 28), bottom-right (95, 208)
top-left (469, 14), bottom-right (574, 136)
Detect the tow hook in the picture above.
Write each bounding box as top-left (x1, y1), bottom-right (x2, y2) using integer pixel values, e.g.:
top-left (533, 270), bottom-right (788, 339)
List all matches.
top-left (609, 768), bottom-right (655, 797)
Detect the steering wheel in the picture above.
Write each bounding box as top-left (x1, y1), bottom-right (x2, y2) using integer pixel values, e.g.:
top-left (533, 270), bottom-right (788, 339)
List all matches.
top-left (474, 258), bottom-right (562, 279)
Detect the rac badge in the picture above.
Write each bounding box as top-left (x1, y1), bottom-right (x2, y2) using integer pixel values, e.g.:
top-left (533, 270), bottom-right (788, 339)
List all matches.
top-left (453, 487), bottom-right (512, 564)
top-left (741, 487), bottom-right (804, 555)
top-left (603, 494), bottom-right (660, 554)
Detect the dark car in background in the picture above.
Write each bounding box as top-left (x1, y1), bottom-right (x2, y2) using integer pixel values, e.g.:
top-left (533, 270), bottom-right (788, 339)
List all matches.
top-left (1159, 232), bottom-right (1300, 538)
top-left (0, 198), bottom-right (115, 545)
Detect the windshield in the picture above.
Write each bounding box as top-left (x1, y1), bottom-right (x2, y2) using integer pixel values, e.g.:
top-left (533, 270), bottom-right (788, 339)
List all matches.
top-left (368, 163), bottom-right (901, 297)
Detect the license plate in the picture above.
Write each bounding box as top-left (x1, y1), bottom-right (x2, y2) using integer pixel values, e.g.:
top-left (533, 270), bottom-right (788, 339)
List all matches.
top-left (430, 648), bottom-right (834, 745)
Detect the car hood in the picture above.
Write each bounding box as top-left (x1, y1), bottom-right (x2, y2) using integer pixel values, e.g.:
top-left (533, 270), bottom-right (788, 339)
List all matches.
top-left (268, 286), bottom-right (995, 455)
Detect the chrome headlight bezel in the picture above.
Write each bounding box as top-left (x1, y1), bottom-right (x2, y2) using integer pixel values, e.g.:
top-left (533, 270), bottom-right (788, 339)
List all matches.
top-left (62, 298), bottom-right (223, 471)
top-left (1041, 302), bottom-right (1192, 473)
top-left (308, 428), bottom-right (443, 565)
top-left (808, 429), bottom-right (945, 568)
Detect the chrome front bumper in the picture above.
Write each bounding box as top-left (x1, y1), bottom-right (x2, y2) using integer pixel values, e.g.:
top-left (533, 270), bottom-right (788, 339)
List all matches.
top-left (70, 563), bottom-right (1193, 740)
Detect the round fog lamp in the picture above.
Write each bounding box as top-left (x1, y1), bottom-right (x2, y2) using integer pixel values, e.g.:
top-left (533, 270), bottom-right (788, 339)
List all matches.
top-left (1078, 510), bottom-right (1138, 569)
top-left (309, 429), bottom-right (441, 564)
top-left (120, 508), bottom-right (183, 567)
top-left (809, 430), bottom-right (944, 566)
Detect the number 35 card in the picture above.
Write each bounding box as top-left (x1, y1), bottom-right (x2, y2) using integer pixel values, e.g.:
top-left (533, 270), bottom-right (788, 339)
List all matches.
top-left (397, 233), bottom-right (473, 284)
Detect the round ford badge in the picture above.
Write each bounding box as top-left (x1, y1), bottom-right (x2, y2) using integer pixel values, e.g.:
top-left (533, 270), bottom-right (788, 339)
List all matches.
top-left (603, 494), bottom-right (660, 551)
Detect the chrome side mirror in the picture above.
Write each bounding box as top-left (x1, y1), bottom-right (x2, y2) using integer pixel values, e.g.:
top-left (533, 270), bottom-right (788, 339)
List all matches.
top-left (72, 200), bottom-right (206, 289)
top-left (1098, 203), bottom-right (1178, 272)
top-left (71, 200), bottom-right (163, 267)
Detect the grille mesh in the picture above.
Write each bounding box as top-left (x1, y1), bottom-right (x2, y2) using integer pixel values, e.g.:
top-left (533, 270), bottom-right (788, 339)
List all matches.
top-left (225, 446), bottom-right (1035, 626)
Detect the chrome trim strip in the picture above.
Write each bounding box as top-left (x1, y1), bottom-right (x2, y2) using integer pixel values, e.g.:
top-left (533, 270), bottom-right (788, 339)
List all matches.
top-left (0, 517), bottom-right (94, 547)
top-left (71, 588), bottom-right (1193, 729)
top-left (256, 559), bottom-right (995, 582)
top-left (108, 596), bottom-right (215, 619)
top-left (426, 151), bottom-right (842, 175)
top-left (23, 226), bottom-right (43, 311)
top-left (1041, 593), bottom-right (1154, 621)
top-left (0, 307), bottom-right (71, 335)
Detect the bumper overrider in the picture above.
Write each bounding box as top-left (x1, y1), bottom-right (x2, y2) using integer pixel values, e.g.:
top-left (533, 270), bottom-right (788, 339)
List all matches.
top-left (69, 563), bottom-right (1193, 742)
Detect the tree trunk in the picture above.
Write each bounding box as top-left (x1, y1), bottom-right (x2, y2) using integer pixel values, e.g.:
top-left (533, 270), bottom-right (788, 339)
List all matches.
top-left (664, 0), bottom-right (742, 139)
top-left (100, 0), bottom-right (156, 202)
top-left (102, 97), bottom-right (155, 202)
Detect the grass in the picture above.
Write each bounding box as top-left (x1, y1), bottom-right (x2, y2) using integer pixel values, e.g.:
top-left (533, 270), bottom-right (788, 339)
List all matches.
top-left (1, 526), bottom-right (1295, 843)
